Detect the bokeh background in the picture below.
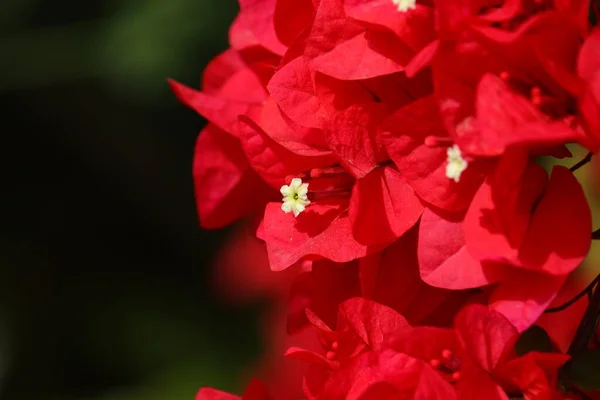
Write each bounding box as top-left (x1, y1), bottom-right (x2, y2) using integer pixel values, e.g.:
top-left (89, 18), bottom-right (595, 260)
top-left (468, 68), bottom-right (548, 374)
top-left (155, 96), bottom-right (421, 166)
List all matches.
top-left (0, 1), bottom-right (266, 399)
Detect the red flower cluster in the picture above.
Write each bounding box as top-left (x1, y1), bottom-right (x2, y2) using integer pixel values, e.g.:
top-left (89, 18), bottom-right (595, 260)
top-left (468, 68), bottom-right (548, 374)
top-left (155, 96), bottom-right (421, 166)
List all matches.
top-left (171, 0), bottom-right (600, 397)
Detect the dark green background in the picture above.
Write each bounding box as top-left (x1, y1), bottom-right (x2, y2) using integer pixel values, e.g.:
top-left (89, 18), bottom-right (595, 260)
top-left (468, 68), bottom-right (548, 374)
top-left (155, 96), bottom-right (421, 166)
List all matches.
top-left (0, 1), bottom-right (263, 399)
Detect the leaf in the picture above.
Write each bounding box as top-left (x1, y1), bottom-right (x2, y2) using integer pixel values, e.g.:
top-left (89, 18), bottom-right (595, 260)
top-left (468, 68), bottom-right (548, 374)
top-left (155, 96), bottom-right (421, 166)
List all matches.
top-left (564, 349), bottom-right (600, 390)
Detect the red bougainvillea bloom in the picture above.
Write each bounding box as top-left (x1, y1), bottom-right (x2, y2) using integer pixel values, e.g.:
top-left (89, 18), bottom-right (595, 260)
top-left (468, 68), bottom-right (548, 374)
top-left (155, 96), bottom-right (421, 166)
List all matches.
top-left (285, 297), bottom-right (456, 399)
top-left (390, 304), bottom-right (570, 400)
top-left (172, 0), bottom-right (600, 396)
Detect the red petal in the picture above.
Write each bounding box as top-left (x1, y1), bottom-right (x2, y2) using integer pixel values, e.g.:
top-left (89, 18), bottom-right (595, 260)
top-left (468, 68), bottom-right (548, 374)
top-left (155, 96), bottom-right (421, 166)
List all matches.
top-left (518, 166), bottom-right (592, 275)
top-left (242, 380), bottom-right (273, 400)
top-left (454, 304), bottom-right (518, 371)
top-left (169, 79), bottom-right (262, 138)
top-left (349, 167), bottom-right (423, 246)
top-left (268, 57), bottom-right (326, 129)
top-left (309, 260), bottom-right (361, 330)
top-left (536, 271), bottom-right (590, 352)
top-left (336, 297), bottom-right (411, 351)
top-left (274, 0), bottom-right (315, 46)
top-left (193, 125), bottom-right (272, 228)
top-left (389, 326), bottom-right (459, 363)
top-left (418, 208), bottom-right (512, 289)
top-left (490, 272), bottom-right (565, 332)
top-left (343, 1), bottom-right (435, 52)
top-left (237, 0), bottom-right (287, 55)
top-left (463, 159), bottom-right (547, 265)
top-left (238, 116), bottom-right (335, 188)
top-left (196, 388), bottom-right (240, 400)
top-left (305, 0), bottom-right (412, 80)
top-left (578, 28), bottom-right (600, 83)
top-left (406, 40), bottom-right (438, 78)
top-left (285, 346), bottom-right (334, 368)
top-left (259, 97), bottom-right (331, 155)
top-left (326, 103), bottom-right (389, 178)
top-left (455, 358), bottom-right (507, 400)
top-left (382, 96), bottom-right (487, 211)
top-left (202, 49), bottom-right (247, 95)
top-left (464, 74), bottom-right (580, 156)
top-left (263, 201), bottom-right (383, 271)
top-left (318, 350), bottom-right (455, 400)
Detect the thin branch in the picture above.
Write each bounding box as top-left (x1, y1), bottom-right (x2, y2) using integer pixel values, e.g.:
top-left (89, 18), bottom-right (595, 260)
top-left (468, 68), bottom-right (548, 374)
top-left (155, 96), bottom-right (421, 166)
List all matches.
top-left (545, 274), bottom-right (600, 313)
top-left (570, 152), bottom-right (593, 172)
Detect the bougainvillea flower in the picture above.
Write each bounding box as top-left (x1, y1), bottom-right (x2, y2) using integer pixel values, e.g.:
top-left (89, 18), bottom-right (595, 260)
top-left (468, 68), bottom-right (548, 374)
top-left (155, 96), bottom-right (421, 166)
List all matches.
top-left (391, 304), bottom-right (570, 399)
top-left (285, 298), bottom-right (456, 398)
top-left (381, 96), bottom-right (489, 212)
top-left (250, 100), bottom-right (424, 270)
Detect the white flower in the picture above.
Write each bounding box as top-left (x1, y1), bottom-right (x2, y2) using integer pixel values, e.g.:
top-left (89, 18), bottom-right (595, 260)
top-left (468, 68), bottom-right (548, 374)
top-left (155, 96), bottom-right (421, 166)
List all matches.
top-left (280, 178), bottom-right (310, 217)
top-left (445, 145), bottom-right (468, 183)
top-left (392, 0), bottom-right (416, 12)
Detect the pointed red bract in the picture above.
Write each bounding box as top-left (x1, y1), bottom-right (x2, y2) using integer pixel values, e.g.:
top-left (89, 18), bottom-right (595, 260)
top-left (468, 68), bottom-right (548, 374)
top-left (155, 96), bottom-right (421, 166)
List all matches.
top-left (349, 166), bottom-right (423, 246)
top-left (193, 125), bottom-right (274, 228)
top-left (325, 103), bottom-right (389, 178)
top-left (263, 201), bottom-right (383, 271)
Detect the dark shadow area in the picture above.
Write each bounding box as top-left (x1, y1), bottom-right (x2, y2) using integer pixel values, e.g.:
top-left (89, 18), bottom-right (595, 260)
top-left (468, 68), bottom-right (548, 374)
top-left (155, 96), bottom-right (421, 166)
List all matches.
top-left (0, 1), bottom-right (263, 399)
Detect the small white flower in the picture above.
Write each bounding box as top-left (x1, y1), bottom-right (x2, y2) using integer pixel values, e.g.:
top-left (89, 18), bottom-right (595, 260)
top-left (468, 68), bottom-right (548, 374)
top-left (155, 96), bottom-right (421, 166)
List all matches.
top-left (445, 145), bottom-right (468, 183)
top-left (280, 178), bottom-right (311, 217)
top-left (392, 0), bottom-right (416, 12)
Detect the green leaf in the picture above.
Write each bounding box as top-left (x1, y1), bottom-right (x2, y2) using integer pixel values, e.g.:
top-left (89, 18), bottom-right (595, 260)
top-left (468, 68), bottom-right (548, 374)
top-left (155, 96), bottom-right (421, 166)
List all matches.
top-left (565, 349), bottom-right (600, 390)
top-left (515, 326), bottom-right (555, 356)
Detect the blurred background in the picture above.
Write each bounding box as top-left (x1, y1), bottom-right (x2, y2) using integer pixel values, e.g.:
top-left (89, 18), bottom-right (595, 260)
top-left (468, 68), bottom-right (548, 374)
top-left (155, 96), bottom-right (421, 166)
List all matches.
top-left (0, 1), bottom-right (267, 399)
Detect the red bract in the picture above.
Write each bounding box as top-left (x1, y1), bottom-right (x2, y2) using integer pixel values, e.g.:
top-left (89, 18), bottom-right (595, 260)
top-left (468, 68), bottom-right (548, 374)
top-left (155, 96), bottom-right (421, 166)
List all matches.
top-left (304, 0), bottom-right (417, 80)
top-left (578, 28), bottom-right (600, 144)
top-left (286, 298), bottom-right (455, 398)
top-left (391, 304), bottom-right (570, 400)
top-left (418, 207), bottom-right (567, 331)
top-left (196, 380), bottom-right (272, 400)
top-left (286, 230), bottom-right (473, 332)
top-left (381, 96), bottom-right (489, 211)
top-left (464, 157), bottom-right (591, 276)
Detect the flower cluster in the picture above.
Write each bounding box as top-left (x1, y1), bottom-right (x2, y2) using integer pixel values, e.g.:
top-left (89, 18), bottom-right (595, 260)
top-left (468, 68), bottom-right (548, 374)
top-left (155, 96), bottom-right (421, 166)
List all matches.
top-left (170, 0), bottom-right (600, 398)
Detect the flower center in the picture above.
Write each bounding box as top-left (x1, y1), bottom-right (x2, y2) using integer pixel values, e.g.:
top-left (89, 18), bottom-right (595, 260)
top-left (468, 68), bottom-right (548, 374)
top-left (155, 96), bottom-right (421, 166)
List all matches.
top-left (392, 0), bottom-right (416, 12)
top-left (499, 71), bottom-right (574, 119)
top-left (445, 145), bottom-right (468, 183)
top-left (280, 178), bottom-right (311, 217)
top-left (429, 348), bottom-right (462, 383)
